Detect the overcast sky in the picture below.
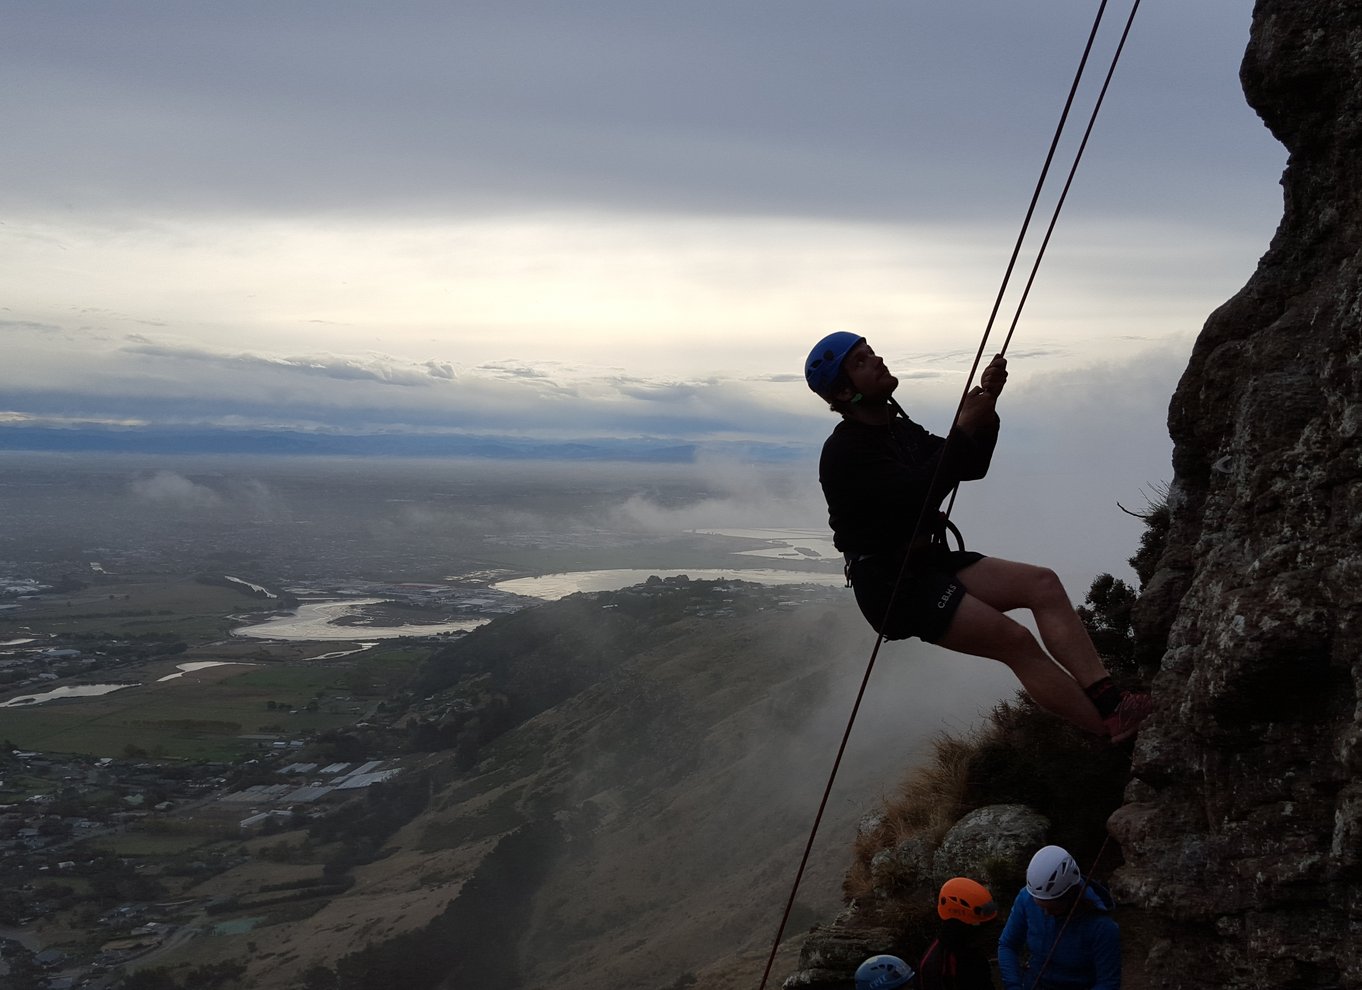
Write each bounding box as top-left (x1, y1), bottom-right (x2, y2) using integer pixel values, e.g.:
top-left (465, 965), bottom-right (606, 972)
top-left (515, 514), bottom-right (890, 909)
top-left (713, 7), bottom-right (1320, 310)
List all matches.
top-left (3, 1), bottom-right (1283, 463)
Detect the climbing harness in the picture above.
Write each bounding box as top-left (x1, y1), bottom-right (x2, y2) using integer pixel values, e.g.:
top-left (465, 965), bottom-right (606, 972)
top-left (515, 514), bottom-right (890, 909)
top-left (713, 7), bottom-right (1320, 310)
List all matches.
top-left (756, 3), bottom-right (1143, 987)
top-left (842, 514), bottom-right (965, 587)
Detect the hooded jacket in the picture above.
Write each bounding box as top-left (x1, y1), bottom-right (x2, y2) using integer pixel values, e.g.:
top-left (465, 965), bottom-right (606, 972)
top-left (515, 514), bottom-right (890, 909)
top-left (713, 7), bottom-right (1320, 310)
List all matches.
top-left (997, 881), bottom-right (1120, 990)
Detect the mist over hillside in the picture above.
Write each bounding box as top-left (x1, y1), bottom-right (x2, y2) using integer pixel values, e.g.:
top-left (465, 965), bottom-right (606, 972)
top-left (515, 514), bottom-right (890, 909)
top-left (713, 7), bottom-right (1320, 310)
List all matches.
top-left (218, 581), bottom-right (1020, 990)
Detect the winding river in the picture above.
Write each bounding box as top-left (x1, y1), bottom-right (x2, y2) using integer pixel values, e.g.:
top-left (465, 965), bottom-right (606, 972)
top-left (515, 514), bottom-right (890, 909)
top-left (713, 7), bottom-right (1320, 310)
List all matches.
top-left (231, 599), bottom-right (486, 641)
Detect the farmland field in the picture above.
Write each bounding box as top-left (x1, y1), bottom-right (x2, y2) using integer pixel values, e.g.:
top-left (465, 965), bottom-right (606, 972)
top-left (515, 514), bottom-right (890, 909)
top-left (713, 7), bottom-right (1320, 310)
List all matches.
top-left (1, 574), bottom-right (434, 759)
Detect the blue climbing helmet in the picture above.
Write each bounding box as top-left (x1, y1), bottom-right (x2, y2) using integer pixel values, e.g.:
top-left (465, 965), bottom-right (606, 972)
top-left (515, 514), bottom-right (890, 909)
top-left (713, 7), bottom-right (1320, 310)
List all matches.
top-left (804, 331), bottom-right (864, 397)
top-left (855, 954), bottom-right (915, 990)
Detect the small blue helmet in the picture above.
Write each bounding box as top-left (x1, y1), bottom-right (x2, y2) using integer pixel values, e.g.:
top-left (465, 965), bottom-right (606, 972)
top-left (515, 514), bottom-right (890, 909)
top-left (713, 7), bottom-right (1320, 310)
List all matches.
top-left (855, 954), bottom-right (914, 990)
top-left (804, 331), bottom-right (864, 397)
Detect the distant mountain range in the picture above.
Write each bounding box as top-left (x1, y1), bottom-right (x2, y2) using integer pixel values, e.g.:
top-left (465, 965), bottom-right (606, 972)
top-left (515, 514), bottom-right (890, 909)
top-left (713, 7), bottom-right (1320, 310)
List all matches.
top-left (0, 423), bottom-right (810, 463)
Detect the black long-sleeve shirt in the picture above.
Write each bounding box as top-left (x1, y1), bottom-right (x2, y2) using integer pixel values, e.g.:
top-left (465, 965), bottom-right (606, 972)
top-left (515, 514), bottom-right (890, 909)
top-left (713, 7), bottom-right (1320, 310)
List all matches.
top-left (818, 413), bottom-right (998, 556)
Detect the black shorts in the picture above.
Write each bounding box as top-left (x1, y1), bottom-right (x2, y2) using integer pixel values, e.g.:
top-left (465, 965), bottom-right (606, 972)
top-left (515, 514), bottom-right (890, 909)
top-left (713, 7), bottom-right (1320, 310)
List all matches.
top-left (846, 548), bottom-right (985, 643)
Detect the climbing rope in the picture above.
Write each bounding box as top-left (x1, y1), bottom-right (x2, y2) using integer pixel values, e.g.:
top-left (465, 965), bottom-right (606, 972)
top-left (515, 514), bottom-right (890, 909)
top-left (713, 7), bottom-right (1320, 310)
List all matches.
top-left (945, 0), bottom-right (1142, 521)
top-left (756, 3), bottom-right (1142, 987)
top-left (994, 0), bottom-right (1144, 362)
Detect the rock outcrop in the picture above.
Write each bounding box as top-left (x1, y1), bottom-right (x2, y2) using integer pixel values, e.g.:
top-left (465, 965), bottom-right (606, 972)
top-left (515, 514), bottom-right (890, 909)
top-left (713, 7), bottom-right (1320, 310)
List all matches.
top-left (1112, 1), bottom-right (1362, 986)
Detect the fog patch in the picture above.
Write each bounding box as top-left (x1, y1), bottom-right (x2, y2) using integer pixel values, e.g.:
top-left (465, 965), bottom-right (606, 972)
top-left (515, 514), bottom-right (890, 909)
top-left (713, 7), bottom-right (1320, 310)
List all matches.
top-left (605, 458), bottom-right (822, 535)
top-left (230, 477), bottom-right (287, 521)
top-left (128, 470), bottom-right (223, 509)
top-left (722, 628), bottom-right (1020, 825)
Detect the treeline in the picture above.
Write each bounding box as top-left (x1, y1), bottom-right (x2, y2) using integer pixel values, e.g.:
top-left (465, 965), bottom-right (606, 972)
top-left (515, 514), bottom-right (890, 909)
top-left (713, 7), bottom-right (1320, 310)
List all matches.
top-left (2, 854), bottom-right (166, 924)
top-left (405, 680), bottom-right (514, 769)
top-left (410, 593), bottom-right (649, 714)
top-left (118, 960), bottom-right (247, 990)
top-left (307, 771), bottom-right (435, 877)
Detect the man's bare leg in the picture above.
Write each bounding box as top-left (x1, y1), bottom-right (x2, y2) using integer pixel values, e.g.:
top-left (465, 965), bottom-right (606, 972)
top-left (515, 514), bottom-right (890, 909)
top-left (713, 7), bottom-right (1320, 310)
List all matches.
top-left (952, 557), bottom-right (1107, 688)
top-left (934, 592), bottom-right (1107, 736)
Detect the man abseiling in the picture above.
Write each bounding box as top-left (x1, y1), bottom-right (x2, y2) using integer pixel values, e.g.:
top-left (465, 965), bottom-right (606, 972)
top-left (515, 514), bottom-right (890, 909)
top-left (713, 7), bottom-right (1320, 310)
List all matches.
top-left (806, 331), bottom-right (1151, 741)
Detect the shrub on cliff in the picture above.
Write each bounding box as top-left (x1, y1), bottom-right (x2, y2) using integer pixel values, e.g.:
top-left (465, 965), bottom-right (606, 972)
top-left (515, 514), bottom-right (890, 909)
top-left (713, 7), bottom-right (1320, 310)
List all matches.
top-left (845, 695), bottom-right (1130, 929)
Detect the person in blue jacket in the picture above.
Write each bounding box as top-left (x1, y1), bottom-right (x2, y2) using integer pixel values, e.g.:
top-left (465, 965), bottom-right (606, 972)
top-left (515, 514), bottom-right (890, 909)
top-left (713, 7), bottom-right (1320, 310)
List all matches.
top-left (997, 845), bottom-right (1120, 990)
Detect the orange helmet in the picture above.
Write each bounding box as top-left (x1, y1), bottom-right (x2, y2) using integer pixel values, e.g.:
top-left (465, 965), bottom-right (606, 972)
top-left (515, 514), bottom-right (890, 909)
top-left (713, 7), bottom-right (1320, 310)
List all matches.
top-left (937, 877), bottom-right (997, 924)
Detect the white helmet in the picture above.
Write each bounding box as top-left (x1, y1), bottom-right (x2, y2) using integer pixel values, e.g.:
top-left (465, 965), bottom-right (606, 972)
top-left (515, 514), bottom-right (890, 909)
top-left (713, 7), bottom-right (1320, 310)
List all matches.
top-left (1026, 845), bottom-right (1082, 901)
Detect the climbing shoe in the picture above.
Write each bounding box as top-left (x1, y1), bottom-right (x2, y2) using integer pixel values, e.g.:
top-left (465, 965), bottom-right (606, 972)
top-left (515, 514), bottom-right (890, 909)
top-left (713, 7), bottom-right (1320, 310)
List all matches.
top-left (1104, 690), bottom-right (1153, 743)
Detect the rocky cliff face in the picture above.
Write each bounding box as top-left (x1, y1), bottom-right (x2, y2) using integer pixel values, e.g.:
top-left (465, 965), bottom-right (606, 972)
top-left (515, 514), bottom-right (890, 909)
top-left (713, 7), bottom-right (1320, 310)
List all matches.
top-left (1113, 1), bottom-right (1362, 986)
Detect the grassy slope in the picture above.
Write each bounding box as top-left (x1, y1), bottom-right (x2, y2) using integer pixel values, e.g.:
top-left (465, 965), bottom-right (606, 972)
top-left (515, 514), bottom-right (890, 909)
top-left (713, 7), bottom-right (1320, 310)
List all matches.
top-left (180, 587), bottom-right (1020, 990)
